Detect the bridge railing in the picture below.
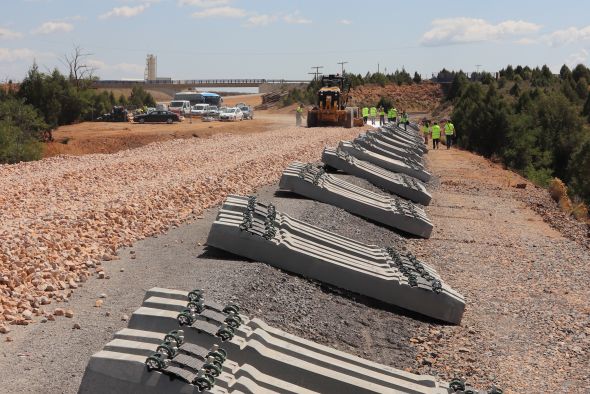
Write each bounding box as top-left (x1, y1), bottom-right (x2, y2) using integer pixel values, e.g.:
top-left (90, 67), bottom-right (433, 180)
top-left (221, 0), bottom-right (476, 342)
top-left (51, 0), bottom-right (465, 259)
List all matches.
top-left (93, 79), bottom-right (310, 86)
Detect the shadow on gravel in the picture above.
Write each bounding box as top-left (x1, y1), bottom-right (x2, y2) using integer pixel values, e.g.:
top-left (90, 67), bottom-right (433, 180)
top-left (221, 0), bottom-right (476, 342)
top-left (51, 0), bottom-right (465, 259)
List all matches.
top-left (273, 190), bottom-right (310, 199)
top-left (198, 246), bottom-right (250, 262)
top-left (314, 280), bottom-right (450, 325)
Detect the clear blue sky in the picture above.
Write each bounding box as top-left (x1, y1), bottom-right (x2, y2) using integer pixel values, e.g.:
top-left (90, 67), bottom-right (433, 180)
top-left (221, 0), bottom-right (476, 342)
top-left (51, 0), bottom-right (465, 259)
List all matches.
top-left (1, 0), bottom-right (589, 81)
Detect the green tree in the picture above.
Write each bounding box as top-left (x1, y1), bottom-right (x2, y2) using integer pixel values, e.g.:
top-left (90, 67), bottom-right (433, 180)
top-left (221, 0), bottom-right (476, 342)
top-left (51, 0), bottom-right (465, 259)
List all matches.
top-left (572, 64), bottom-right (590, 82)
top-left (412, 72), bottom-right (422, 84)
top-left (128, 86), bottom-right (156, 107)
top-left (569, 140), bottom-right (590, 203)
top-left (118, 94), bottom-right (128, 106)
top-left (447, 72), bottom-right (468, 100)
top-left (501, 65), bottom-right (515, 80)
top-left (582, 94), bottom-right (590, 118)
top-left (559, 64), bottom-right (573, 80)
top-left (575, 77), bottom-right (588, 100)
top-left (0, 98), bottom-right (47, 163)
top-left (534, 93), bottom-right (585, 181)
top-left (509, 82), bottom-right (521, 97)
top-left (561, 79), bottom-right (579, 103)
top-left (452, 84), bottom-right (509, 156)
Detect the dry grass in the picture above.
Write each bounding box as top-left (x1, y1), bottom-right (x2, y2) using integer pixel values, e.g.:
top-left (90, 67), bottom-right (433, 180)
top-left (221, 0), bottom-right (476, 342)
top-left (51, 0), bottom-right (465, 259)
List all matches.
top-left (571, 203), bottom-right (589, 222)
top-left (548, 178), bottom-right (589, 223)
top-left (548, 178), bottom-right (568, 202)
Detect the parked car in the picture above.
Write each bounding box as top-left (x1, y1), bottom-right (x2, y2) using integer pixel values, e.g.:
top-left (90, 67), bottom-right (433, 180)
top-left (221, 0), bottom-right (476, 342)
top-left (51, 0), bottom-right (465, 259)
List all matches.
top-left (206, 105), bottom-right (219, 116)
top-left (168, 100), bottom-right (191, 115)
top-left (240, 105), bottom-right (254, 120)
top-left (95, 106), bottom-right (128, 122)
top-left (190, 103), bottom-right (210, 116)
top-left (219, 107), bottom-right (243, 121)
top-left (133, 110), bottom-right (180, 124)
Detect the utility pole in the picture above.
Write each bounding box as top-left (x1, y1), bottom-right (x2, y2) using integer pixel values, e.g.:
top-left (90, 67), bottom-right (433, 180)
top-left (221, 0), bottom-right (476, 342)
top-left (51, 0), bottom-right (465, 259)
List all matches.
top-left (337, 61), bottom-right (348, 75)
top-left (377, 63), bottom-right (380, 74)
top-left (475, 64), bottom-right (482, 73)
top-left (310, 66), bottom-right (324, 81)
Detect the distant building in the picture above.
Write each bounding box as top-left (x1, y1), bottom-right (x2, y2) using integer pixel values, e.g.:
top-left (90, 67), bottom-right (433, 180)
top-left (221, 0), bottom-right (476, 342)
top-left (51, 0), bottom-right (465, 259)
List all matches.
top-left (145, 54), bottom-right (157, 81)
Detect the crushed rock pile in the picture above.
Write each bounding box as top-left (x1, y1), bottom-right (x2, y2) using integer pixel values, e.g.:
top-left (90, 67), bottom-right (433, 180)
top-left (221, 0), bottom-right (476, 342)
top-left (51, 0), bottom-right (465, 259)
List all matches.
top-left (0, 126), bottom-right (358, 326)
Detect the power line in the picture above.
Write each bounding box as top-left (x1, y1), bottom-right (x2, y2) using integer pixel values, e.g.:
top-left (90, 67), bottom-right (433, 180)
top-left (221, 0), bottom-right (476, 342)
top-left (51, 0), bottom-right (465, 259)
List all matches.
top-left (310, 66), bottom-right (323, 80)
top-left (337, 61), bottom-right (348, 74)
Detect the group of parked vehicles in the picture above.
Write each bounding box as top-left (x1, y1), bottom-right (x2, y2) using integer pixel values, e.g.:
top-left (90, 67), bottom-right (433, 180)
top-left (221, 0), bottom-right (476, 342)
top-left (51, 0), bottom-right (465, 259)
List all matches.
top-left (96, 102), bottom-right (254, 124)
top-left (163, 101), bottom-right (254, 122)
top-left (95, 89), bottom-right (253, 124)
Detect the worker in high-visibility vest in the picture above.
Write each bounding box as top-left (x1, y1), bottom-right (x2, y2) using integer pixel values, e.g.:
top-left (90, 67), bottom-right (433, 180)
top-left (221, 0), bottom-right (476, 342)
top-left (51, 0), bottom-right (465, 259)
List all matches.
top-left (369, 106), bottom-right (377, 125)
top-left (362, 107), bottom-right (369, 124)
top-left (296, 104), bottom-right (304, 126)
top-left (400, 111), bottom-right (409, 130)
top-left (422, 120), bottom-right (430, 145)
top-left (391, 107), bottom-right (398, 124)
top-left (444, 120), bottom-right (455, 149)
top-left (387, 107), bottom-right (396, 123)
top-left (431, 121), bottom-right (441, 149)
top-left (379, 107), bottom-right (386, 126)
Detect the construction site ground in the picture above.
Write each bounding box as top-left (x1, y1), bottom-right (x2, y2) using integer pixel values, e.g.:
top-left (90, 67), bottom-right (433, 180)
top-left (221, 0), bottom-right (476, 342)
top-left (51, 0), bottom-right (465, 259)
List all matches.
top-left (44, 94), bottom-right (266, 157)
top-left (0, 120), bottom-right (588, 393)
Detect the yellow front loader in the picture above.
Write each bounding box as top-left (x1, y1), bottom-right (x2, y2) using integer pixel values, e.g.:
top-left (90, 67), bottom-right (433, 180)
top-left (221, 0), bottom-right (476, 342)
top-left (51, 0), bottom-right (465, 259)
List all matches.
top-left (307, 75), bottom-right (363, 128)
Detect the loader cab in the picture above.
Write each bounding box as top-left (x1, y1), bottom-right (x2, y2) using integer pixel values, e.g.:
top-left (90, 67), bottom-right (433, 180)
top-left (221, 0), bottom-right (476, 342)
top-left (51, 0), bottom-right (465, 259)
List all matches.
top-left (317, 75), bottom-right (346, 110)
top-left (318, 87), bottom-right (342, 110)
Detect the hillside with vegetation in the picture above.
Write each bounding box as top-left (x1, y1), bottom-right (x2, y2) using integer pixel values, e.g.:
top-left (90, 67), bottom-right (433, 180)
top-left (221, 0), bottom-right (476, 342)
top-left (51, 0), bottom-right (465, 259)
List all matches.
top-left (447, 64), bottom-right (590, 207)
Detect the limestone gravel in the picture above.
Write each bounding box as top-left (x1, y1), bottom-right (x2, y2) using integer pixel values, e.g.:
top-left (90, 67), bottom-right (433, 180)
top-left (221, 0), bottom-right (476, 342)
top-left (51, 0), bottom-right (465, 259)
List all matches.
top-left (409, 149), bottom-right (590, 393)
top-left (0, 127), bottom-right (358, 325)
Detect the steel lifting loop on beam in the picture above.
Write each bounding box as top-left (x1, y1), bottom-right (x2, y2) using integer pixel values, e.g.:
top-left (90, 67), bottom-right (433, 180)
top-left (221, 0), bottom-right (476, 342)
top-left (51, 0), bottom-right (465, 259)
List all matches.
top-left (187, 300), bottom-right (205, 314)
top-left (216, 323), bottom-right (235, 341)
top-left (145, 352), bottom-right (169, 371)
top-left (188, 290), bottom-right (204, 302)
top-left (164, 330), bottom-right (185, 347)
top-left (156, 341), bottom-right (179, 358)
top-left (449, 378), bottom-right (466, 392)
top-left (193, 370), bottom-right (215, 392)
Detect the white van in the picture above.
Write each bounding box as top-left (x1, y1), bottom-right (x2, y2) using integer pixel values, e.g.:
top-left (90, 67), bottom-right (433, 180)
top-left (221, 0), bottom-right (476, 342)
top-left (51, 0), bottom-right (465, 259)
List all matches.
top-left (168, 100), bottom-right (191, 115)
top-left (190, 103), bottom-right (210, 117)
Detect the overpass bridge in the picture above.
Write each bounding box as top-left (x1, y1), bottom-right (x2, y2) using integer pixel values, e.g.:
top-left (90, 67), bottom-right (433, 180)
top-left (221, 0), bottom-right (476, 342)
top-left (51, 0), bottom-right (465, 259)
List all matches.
top-left (93, 79), bottom-right (310, 94)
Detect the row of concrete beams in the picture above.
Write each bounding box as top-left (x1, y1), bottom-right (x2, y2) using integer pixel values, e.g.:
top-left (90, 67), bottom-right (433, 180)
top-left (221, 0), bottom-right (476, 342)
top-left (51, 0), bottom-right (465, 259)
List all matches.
top-left (279, 162), bottom-right (434, 238)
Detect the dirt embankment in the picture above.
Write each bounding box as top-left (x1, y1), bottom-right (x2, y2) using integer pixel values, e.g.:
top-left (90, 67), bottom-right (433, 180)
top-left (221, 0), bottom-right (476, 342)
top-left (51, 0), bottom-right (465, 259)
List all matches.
top-left (44, 112), bottom-right (286, 157)
top-left (350, 82), bottom-right (445, 112)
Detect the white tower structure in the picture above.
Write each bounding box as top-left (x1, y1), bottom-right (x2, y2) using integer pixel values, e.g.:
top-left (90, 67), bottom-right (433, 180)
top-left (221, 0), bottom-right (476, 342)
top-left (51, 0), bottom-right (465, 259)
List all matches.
top-left (144, 54), bottom-right (157, 81)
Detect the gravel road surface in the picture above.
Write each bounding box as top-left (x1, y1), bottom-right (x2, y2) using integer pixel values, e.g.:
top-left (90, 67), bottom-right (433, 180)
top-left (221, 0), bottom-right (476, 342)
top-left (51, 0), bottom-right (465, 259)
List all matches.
top-left (1, 127), bottom-right (588, 394)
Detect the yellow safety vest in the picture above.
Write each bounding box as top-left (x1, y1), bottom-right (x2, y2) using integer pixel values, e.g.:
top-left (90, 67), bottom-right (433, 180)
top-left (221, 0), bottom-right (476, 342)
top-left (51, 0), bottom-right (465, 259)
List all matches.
top-left (445, 123), bottom-right (453, 135)
top-left (422, 125), bottom-right (430, 134)
top-left (431, 125), bottom-right (441, 139)
top-left (387, 109), bottom-right (395, 118)
top-left (392, 108), bottom-right (397, 117)
top-left (444, 123), bottom-right (454, 135)
top-left (296, 107), bottom-right (303, 114)
top-left (370, 107), bottom-right (377, 116)
top-left (362, 107), bottom-right (369, 117)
